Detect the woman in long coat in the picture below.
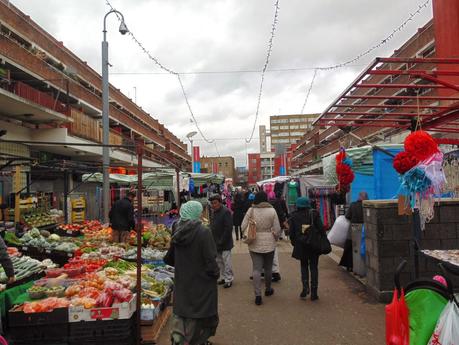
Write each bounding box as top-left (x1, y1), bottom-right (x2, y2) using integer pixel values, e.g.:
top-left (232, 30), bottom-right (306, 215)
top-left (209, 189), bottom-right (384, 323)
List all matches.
top-left (289, 197), bottom-right (324, 301)
top-left (232, 192), bottom-right (246, 240)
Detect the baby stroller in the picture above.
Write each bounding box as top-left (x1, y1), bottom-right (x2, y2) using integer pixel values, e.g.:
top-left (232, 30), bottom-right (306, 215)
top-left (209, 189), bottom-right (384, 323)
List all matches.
top-left (389, 259), bottom-right (458, 345)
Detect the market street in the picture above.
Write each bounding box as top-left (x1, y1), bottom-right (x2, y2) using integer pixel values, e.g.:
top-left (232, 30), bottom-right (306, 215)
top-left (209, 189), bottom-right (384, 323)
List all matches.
top-left (158, 240), bottom-right (385, 345)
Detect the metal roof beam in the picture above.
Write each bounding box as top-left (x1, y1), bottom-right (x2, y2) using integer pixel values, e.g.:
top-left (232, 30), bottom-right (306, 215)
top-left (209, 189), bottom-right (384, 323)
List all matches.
top-left (342, 95), bottom-right (459, 100)
top-left (355, 83), bottom-right (447, 89)
top-left (333, 104), bottom-right (449, 110)
top-left (324, 111), bottom-right (435, 117)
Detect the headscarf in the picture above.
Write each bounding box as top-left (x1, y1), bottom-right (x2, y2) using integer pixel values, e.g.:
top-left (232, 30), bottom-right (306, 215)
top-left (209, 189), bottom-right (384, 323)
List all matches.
top-left (253, 191), bottom-right (268, 205)
top-left (179, 201), bottom-right (203, 221)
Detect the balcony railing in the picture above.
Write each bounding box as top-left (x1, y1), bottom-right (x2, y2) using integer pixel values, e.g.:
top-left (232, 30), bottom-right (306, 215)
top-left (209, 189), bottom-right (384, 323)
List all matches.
top-left (2, 80), bottom-right (69, 116)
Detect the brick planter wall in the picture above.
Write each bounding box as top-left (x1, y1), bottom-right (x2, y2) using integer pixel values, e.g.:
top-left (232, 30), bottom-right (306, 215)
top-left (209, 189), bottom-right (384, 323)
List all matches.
top-left (363, 199), bottom-right (459, 302)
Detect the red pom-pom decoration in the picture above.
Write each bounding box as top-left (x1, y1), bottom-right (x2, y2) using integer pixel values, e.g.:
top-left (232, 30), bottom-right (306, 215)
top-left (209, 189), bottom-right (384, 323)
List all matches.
top-left (335, 149), bottom-right (355, 193)
top-left (404, 130), bottom-right (439, 161)
top-left (393, 151), bottom-right (419, 175)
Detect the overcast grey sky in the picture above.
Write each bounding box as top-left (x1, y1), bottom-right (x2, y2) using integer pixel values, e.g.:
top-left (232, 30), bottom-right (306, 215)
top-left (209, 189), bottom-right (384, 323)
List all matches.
top-left (11, 0), bottom-right (433, 166)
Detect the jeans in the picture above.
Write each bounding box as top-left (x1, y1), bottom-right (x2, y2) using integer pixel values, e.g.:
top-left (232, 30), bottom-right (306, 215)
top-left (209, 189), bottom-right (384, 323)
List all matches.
top-left (301, 254), bottom-right (319, 290)
top-left (216, 250), bottom-right (233, 283)
top-left (250, 251), bottom-right (274, 296)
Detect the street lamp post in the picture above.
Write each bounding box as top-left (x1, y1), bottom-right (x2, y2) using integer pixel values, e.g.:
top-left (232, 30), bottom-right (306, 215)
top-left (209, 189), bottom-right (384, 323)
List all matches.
top-left (186, 131), bottom-right (197, 172)
top-left (102, 10), bottom-right (128, 223)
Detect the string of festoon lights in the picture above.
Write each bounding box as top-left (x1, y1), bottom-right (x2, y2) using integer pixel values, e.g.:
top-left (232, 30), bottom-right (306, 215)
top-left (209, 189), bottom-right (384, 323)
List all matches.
top-left (105, 0), bottom-right (431, 147)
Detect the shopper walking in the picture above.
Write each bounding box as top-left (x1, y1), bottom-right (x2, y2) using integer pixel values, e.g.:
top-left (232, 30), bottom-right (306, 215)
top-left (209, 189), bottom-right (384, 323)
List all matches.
top-left (164, 201), bottom-right (220, 345)
top-left (232, 192), bottom-right (245, 241)
top-left (242, 191), bottom-right (282, 305)
top-left (109, 191), bottom-right (136, 243)
top-left (209, 194), bottom-right (234, 288)
top-left (339, 191), bottom-right (368, 271)
top-left (289, 197), bottom-right (324, 301)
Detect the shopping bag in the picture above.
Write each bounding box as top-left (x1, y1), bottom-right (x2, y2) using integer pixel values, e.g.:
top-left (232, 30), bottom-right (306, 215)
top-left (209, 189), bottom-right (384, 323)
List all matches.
top-left (386, 289), bottom-right (410, 345)
top-left (428, 300), bottom-right (459, 345)
top-left (327, 215), bottom-right (350, 248)
top-left (243, 208), bottom-right (257, 245)
top-left (0, 336), bottom-right (8, 345)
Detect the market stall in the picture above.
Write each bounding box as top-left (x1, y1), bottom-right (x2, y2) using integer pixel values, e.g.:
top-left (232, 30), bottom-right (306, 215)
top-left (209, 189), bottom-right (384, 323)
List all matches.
top-left (1, 219), bottom-right (174, 345)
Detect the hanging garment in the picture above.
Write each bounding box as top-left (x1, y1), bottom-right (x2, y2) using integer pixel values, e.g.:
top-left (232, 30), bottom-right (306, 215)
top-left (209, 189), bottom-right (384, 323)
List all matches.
top-left (288, 181), bottom-right (298, 205)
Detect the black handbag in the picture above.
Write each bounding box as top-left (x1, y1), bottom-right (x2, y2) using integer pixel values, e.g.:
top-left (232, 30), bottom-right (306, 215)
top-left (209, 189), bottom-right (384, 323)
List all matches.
top-left (307, 210), bottom-right (332, 255)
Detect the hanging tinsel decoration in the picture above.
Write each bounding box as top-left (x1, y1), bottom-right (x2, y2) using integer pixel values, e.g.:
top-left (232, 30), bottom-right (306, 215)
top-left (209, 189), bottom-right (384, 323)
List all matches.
top-left (393, 151), bottom-right (419, 174)
top-left (336, 148), bottom-right (354, 193)
top-left (404, 130), bottom-right (439, 161)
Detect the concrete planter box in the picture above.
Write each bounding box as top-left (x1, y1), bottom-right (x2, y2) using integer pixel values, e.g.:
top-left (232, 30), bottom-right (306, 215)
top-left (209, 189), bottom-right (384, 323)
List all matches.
top-left (363, 198), bottom-right (459, 302)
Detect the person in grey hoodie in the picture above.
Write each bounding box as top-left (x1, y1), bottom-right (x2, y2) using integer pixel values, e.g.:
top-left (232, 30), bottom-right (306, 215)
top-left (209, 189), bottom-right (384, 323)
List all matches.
top-left (242, 191), bottom-right (281, 306)
top-left (164, 201), bottom-right (220, 345)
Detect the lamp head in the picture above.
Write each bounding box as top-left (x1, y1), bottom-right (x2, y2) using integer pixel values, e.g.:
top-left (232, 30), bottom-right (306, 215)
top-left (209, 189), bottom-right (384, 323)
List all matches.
top-left (119, 21), bottom-right (128, 35)
top-left (186, 131), bottom-right (198, 139)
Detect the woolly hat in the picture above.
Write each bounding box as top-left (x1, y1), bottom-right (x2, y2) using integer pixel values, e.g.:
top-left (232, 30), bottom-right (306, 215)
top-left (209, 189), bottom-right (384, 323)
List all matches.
top-left (180, 201), bottom-right (203, 221)
top-left (296, 197), bottom-right (310, 209)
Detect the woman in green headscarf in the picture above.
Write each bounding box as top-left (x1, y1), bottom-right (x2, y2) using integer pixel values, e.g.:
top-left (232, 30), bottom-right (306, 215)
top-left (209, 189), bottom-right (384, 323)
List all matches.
top-left (165, 200), bottom-right (220, 345)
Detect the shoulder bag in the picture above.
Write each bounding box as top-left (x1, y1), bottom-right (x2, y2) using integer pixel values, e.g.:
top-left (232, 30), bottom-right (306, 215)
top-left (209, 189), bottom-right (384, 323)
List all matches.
top-left (243, 208), bottom-right (257, 245)
top-left (307, 210), bottom-right (332, 255)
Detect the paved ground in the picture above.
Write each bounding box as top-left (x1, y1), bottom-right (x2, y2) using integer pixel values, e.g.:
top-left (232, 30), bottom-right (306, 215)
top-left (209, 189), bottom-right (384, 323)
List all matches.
top-left (158, 240), bottom-right (385, 345)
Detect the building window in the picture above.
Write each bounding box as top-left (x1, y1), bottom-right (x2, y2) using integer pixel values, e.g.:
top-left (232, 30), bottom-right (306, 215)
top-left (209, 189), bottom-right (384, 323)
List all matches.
top-left (251, 159), bottom-right (257, 164)
top-left (290, 125), bottom-right (299, 130)
top-left (299, 124), bottom-right (308, 129)
top-left (271, 126), bottom-right (279, 130)
top-left (280, 125), bottom-right (289, 130)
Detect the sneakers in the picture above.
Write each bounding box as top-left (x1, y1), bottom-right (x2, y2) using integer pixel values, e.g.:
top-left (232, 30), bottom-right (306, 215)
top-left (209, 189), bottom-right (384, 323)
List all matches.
top-left (255, 296), bottom-right (262, 305)
top-left (300, 287), bottom-right (309, 299)
top-left (224, 282), bottom-right (233, 289)
top-left (265, 288), bottom-right (274, 297)
top-left (272, 273), bottom-right (281, 282)
top-left (217, 279), bottom-right (225, 285)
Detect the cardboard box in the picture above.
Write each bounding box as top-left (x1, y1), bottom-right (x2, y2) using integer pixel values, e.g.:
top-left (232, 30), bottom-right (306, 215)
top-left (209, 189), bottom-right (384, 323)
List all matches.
top-left (68, 294), bottom-right (136, 322)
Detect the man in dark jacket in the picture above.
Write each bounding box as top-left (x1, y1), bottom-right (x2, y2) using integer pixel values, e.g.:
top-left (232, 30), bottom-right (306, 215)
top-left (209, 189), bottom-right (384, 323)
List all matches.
top-left (289, 197), bottom-right (323, 301)
top-left (209, 194), bottom-right (234, 288)
top-left (164, 200), bottom-right (220, 345)
top-left (109, 191), bottom-right (136, 243)
top-left (0, 236), bottom-right (14, 284)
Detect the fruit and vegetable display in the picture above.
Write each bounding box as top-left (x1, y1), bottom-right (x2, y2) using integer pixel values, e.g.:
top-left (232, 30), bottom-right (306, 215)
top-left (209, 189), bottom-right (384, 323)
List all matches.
top-left (6, 218), bottom-right (174, 330)
top-left (22, 212), bottom-right (56, 228)
top-left (122, 247), bottom-right (166, 261)
top-left (19, 228), bottom-right (78, 253)
top-left (0, 255), bottom-right (53, 283)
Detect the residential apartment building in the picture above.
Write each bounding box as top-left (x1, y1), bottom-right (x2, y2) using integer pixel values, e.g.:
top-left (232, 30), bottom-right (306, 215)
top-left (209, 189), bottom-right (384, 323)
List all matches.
top-left (0, 0), bottom-right (190, 176)
top-left (234, 167), bottom-right (248, 187)
top-left (270, 114), bottom-right (318, 153)
top-left (201, 156), bottom-right (235, 180)
top-left (247, 153), bottom-right (261, 186)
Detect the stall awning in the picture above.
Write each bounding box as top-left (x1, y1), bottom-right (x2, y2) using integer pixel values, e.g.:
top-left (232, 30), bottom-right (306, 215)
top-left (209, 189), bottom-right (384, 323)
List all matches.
top-left (82, 172), bottom-right (225, 189)
top-left (315, 57), bottom-right (459, 134)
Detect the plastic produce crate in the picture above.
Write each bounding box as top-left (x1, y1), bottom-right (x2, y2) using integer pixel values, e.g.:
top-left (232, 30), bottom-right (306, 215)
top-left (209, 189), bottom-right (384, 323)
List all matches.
top-left (8, 307), bottom-right (69, 345)
top-left (68, 314), bottom-right (135, 345)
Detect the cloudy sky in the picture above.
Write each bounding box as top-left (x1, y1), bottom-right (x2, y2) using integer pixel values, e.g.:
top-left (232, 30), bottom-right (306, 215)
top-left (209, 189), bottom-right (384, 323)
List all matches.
top-left (11, 0), bottom-right (433, 166)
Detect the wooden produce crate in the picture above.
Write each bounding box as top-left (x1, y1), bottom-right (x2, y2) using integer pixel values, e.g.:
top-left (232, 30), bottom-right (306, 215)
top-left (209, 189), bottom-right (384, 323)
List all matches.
top-left (141, 307), bottom-right (172, 345)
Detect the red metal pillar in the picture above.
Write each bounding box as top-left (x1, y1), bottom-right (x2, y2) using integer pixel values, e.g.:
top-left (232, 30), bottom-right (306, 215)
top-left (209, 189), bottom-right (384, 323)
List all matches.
top-left (136, 143), bottom-right (143, 345)
top-left (433, 0), bottom-right (459, 96)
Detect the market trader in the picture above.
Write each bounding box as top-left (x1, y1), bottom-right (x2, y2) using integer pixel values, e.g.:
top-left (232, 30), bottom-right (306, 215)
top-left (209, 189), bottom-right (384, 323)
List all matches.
top-left (0, 236), bottom-right (15, 284)
top-left (109, 191), bottom-right (136, 243)
top-left (209, 194), bottom-right (234, 288)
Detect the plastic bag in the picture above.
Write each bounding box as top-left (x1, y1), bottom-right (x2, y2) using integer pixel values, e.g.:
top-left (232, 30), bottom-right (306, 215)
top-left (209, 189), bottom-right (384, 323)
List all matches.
top-left (405, 288), bottom-right (448, 345)
top-left (327, 215), bottom-right (350, 248)
top-left (386, 289), bottom-right (409, 345)
top-left (428, 300), bottom-right (459, 345)
top-left (96, 292), bottom-right (114, 308)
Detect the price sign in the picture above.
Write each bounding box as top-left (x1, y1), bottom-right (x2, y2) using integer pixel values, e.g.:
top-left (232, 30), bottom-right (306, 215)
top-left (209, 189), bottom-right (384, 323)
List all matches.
top-left (22, 246), bottom-right (28, 251)
top-left (67, 253), bottom-right (73, 257)
top-left (67, 230), bottom-right (73, 235)
top-left (45, 249), bottom-right (51, 254)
